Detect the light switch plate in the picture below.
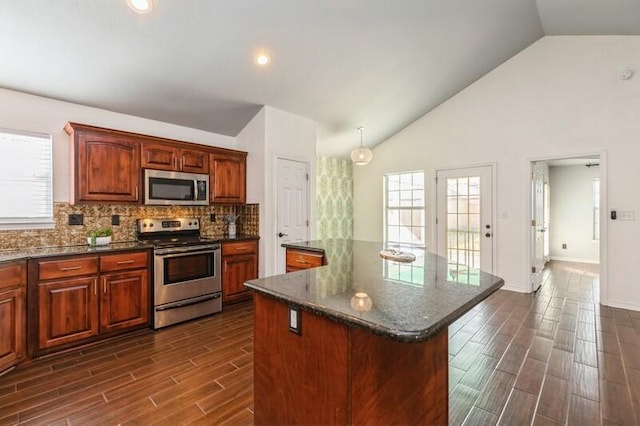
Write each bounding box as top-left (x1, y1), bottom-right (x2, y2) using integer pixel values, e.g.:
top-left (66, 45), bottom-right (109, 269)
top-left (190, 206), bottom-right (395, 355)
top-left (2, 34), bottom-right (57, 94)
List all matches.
top-left (618, 211), bottom-right (635, 221)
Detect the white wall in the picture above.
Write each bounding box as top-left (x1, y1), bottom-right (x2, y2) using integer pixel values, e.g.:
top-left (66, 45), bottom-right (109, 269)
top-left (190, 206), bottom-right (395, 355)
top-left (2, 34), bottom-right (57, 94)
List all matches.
top-left (0, 89), bottom-right (236, 202)
top-left (237, 107), bottom-right (267, 276)
top-left (549, 165), bottom-right (600, 263)
top-left (354, 36), bottom-right (640, 311)
top-left (238, 106), bottom-right (317, 277)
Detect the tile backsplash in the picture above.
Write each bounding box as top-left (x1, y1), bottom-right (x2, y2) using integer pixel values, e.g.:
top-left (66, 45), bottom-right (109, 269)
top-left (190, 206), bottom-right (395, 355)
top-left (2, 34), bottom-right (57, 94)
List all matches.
top-left (0, 202), bottom-right (259, 251)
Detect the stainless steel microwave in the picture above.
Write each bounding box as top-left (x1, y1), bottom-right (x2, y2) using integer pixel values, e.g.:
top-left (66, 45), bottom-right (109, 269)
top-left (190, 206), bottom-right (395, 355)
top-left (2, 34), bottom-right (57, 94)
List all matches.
top-left (144, 169), bottom-right (209, 205)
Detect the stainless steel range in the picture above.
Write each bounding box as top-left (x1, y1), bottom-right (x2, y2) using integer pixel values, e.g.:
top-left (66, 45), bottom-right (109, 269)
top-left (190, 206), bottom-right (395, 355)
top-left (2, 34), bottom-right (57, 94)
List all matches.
top-left (137, 218), bottom-right (222, 329)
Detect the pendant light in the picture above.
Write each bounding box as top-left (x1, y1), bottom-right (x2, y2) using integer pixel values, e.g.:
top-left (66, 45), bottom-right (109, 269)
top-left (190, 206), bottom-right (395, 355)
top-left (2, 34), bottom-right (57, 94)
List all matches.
top-left (350, 127), bottom-right (373, 166)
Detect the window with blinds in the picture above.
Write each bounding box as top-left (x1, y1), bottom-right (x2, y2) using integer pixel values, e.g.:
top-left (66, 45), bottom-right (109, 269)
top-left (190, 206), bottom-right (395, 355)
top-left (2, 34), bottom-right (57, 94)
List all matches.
top-left (0, 128), bottom-right (54, 229)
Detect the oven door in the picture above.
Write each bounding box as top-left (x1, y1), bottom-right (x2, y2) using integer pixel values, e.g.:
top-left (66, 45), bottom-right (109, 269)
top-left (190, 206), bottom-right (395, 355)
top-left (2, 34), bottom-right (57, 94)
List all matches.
top-left (154, 246), bottom-right (221, 306)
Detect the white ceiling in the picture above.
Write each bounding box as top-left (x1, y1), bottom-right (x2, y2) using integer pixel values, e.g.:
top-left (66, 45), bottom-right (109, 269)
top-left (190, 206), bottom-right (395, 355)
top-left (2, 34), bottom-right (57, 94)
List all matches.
top-left (1, 1), bottom-right (639, 158)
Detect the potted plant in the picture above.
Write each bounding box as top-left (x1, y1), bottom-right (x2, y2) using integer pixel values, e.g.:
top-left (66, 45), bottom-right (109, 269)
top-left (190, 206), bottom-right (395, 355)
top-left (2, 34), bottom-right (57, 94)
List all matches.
top-left (87, 227), bottom-right (112, 246)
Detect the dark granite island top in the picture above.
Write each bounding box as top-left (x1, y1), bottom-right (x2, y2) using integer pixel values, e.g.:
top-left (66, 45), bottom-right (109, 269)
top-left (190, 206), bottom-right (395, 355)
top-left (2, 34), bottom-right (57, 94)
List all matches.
top-left (245, 239), bottom-right (504, 425)
top-left (246, 239), bottom-right (504, 343)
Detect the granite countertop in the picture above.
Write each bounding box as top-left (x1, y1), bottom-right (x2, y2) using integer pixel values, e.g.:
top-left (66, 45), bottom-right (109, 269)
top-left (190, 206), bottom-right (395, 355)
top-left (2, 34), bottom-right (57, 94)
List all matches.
top-left (0, 235), bottom-right (260, 264)
top-left (0, 241), bottom-right (151, 263)
top-left (245, 239), bottom-right (504, 343)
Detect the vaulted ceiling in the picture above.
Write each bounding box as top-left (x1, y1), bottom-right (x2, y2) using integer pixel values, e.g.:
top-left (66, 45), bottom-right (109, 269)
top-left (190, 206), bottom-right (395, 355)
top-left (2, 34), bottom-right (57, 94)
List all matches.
top-left (2, 1), bottom-right (639, 158)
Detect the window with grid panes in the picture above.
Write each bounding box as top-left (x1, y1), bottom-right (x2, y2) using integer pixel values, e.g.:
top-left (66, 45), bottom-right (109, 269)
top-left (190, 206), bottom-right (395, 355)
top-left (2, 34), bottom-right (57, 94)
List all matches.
top-left (384, 171), bottom-right (425, 247)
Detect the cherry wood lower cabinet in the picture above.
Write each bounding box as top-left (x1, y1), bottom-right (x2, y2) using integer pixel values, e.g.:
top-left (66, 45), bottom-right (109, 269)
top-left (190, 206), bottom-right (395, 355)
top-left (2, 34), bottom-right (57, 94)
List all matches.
top-left (100, 269), bottom-right (149, 333)
top-left (28, 250), bottom-right (151, 357)
top-left (285, 248), bottom-right (325, 272)
top-left (253, 293), bottom-right (448, 425)
top-left (37, 276), bottom-right (99, 350)
top-left (0, 260), bottom-right (26, 373)
top-left (222, 240), bottom-right (258, 304)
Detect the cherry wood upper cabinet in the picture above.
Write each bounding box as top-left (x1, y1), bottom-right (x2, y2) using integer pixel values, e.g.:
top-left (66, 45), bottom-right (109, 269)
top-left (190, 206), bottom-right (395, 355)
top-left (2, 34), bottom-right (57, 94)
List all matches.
top-left (66, 122), bottom-right (248, 205)
top-left (210, 151), bottom-right (247, 204)
top-left (141, 142), bottom-right (209, 174)
top-left (66, 123), bottom-right (141, 204)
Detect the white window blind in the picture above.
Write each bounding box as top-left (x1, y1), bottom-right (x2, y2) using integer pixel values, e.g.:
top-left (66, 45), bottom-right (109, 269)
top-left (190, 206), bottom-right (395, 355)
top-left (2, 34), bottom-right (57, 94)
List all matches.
top-left (0, 128), bottom-right (54, 229)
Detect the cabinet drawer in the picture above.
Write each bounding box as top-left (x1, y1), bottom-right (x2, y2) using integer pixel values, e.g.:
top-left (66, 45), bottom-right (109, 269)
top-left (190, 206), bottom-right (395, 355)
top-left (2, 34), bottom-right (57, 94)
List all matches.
top-left (286, 250), bottom-right (324, 270)
top-left (0, 261), bottom-right (26, 290)
top-left (38, 257), bottom-right (99, 280)
top-left (222, 240), bottom-right (257, 256)
top-left (100, 251), bottom-right (149, 272)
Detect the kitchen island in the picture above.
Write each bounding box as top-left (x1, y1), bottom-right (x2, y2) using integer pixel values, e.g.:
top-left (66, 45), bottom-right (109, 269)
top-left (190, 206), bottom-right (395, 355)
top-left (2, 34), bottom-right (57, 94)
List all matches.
top-left (244, 239), bottom-right (504, 425)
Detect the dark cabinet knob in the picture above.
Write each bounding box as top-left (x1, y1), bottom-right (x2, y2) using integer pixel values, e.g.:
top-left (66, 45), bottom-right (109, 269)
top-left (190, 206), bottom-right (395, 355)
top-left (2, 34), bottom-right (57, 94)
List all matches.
top-left (485, 233), bottom-right (491, 238)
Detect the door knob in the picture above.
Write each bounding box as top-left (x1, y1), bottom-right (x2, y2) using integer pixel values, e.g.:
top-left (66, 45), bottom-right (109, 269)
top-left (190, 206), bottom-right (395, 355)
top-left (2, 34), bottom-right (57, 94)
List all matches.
top-left (278, 232), bottom-right (288, 238)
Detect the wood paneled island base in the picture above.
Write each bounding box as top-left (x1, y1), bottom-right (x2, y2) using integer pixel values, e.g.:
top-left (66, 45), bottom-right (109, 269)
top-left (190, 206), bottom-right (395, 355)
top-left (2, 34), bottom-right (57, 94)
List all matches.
top-left (253, 293), bottom-right (448, 425)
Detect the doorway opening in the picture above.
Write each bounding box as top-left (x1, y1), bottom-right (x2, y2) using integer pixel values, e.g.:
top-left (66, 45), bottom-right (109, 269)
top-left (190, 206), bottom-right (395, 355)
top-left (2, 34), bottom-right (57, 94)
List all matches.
top-left (529, 154), bottom-right (604, 302)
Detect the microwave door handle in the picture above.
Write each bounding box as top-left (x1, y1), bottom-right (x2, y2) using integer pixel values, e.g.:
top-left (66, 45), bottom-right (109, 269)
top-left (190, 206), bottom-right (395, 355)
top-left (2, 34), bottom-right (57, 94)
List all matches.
top-left (194, 179), bottom-right (203, 201)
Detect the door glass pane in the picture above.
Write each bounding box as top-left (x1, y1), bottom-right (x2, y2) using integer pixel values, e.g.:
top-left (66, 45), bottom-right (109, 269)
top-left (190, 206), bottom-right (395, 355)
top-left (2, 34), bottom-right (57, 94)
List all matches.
top-left (445, 176), bottom-right (482, 269)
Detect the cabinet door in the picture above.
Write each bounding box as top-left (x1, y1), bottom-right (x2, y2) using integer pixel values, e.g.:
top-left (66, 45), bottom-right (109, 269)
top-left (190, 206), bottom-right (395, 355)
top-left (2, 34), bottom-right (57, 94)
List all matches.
top-left (0, 287), bottom-right (25, 372)
top-left (76, 132), bottom-right (140, 202)
top-left (38, 277), bottom-right (99, 349)
top-left (100, 269), bottom-right (149, 333)
top-left (141, 142), bottom-right (177, 171)
top-left (210, 152), bottom-right (247, 204)
top-left (180, 149), bottom-right (209, 173)
top-left (222, 254), bottom-right (257, 303)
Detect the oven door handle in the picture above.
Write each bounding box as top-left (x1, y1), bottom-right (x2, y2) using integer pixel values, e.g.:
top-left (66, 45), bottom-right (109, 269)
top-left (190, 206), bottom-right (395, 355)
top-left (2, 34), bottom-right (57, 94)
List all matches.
top-left (155, 293), bottom-right (221, 311)
top-left (156, 248), bottom-right (220, 258)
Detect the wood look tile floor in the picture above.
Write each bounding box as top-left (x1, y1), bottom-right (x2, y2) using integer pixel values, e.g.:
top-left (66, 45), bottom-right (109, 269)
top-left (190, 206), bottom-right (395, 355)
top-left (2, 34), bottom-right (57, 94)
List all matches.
top-left (1, 260), bottom-right (639, 425)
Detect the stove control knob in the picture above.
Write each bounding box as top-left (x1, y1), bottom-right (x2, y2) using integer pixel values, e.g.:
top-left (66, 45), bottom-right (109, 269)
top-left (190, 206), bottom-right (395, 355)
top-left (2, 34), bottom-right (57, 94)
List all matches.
top-left (149, 223), bottom-right (154, 227)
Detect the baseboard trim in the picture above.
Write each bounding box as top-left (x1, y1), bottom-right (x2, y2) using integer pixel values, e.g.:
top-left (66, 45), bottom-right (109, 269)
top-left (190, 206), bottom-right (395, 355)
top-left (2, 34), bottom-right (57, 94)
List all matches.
top-left (501, 284), bottom-right (529, 294)
top-left (605, 299), bottom-right (640, 312)
top-left (550, 256), bottom-right (599, 265)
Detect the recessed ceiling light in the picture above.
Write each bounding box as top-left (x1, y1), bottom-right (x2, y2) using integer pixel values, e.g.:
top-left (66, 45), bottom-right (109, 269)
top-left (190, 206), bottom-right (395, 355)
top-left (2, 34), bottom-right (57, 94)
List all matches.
top-left (127, 0), bottom-right (154, 14)
top-left (255, 53), bottom-right (271, 67)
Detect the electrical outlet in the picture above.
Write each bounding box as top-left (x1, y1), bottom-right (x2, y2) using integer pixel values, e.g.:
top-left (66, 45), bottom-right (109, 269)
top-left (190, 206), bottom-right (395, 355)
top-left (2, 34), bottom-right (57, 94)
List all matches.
top-left (562, 243), bottom-right (567, 249)
top-left (210, 213), bottom-right (216, 222)
top-left (111, 214), bottom-right (120, 226)
top-left (288, 306), bottom-right (301, 335)
top-left (68, 214), bottom-right (84, 225)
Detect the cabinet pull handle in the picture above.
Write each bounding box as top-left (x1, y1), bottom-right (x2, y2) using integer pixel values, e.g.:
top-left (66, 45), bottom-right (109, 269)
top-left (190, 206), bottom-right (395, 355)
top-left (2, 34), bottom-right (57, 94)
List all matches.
top-left (60, 266), bottom-right (82, 271)
top-left (103, 278), bottom-right (107, 294)
top-left (117, 260), bottom-right (135, 264)
top-left (296, 260), bottom-right (309, 264)
top-left (235, 247), bottom-right (248, 251)
top-left (93, 281), bottom-right (97, 296)
top-left (135, 186), bottom-right (139, 200)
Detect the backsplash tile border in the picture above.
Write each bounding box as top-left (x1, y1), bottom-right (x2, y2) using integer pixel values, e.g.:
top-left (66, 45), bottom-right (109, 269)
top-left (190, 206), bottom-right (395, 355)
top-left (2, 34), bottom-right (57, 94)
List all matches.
top-left (0, 202), bottom-right (259, 251)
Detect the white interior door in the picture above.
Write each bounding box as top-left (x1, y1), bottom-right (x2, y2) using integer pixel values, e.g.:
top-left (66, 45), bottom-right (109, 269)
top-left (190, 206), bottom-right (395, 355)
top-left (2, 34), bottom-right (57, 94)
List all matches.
top-left (436, 166), bottom-right (493, 275)
top-left (543, 182), bottom-right (550, 262)
top-left (275, 158), bottom-right (309, 273)
top-left (531, 164), bottom-right (545, 291)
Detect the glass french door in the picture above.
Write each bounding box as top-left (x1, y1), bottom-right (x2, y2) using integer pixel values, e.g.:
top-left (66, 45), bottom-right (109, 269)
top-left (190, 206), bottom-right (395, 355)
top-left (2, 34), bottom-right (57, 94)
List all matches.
top-left (436, 166), bottom-right (493, 277)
